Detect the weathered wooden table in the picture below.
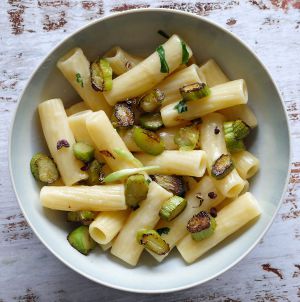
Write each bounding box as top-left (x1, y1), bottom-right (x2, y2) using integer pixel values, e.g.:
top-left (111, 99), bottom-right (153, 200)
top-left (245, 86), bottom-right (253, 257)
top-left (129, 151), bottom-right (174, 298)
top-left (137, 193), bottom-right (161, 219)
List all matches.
top-left (1, 1), bottom-right (299, 301)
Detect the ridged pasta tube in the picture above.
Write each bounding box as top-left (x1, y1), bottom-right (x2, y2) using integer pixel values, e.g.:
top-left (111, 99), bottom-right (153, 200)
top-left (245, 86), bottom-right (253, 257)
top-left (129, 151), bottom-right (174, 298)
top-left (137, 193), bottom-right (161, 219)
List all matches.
top-left (57, 48), bottom-right (112, 114)
top-left (135, 150), bottom-right (207, 177)
top-left (40, 185), bottom-right (127, 211)
top-left (111, 181), bottom-right (172, 266)
top-left (104, 46), bottom-right (143, 76)
top-left (219, 104), bottom-right (258, 128)
top-left (66, 101), bottom-right (89, 116)
top-left (177, 192), bottom-right (261, 263)
top-left (198, 59), bottom-right (229, 87)
top-left (89, 210), bottom-right (129, 245)
top-left (201, 113), bottom-right (245, 198)
top-left (161, 79), bottom-right (248, 127)
top-left (150, 176), bottom-right (225, 262)
top-left (156, 64), bottom-right (205, 107)
top-left (38, 98), bottom-right (87, 185)
top-left (103, 35), bottom-right (192, 105)
top-left (232, 151), bottom-right (260, 179)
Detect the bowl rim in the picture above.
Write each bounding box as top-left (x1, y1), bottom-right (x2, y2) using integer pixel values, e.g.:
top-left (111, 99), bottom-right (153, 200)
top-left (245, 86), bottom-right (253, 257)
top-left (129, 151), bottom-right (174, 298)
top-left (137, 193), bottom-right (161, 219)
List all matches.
top-left (9, 7), bottom-right (292, 294)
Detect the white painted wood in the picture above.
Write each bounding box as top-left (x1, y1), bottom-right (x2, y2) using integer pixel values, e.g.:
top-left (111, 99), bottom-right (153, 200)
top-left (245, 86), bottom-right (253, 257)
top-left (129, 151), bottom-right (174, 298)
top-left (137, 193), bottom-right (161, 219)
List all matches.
top-left (1, 0), bottom-right (300, 300)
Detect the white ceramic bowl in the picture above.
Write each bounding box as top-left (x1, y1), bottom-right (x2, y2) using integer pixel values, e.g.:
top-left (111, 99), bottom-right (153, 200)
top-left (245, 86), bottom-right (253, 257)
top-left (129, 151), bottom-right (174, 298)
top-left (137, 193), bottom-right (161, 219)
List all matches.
top-left (9, 9), bottom-right (290, 293)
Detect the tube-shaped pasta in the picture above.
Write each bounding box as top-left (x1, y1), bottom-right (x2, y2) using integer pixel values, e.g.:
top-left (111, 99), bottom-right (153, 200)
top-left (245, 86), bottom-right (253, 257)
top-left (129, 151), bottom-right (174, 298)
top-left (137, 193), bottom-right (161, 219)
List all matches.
top-left (86, 111), bottom-right (138, 171)
top-left (68, 110), bottom-right (107, 163)
top-left (198, 59), bottom-right (229, 87)
top-left (57, 48), bottom-right (112, 114)
top-left (177, 192), bottom-right (261, 263)
top-left (119, 126), bottom-right (181, 152)
top-left (150, 176), bottom-right (225, 262)
top-left (100, 241), bottom-right (113, 251)
top-left (161, 79), bottom-right (248, 127)
top-left (156, 64), bottom-right (205, 107)
top-left (111, 181), bottom-right (172, 266)
top-left (40, 184), bottom-right (126, 211)
top-left (104, 46), bottom-right (143, 76)
top-left (66, 101), bottom-right (89, 116)
top-left (38, 98), bottom-right (87, 186)
top-left (89, 210), bottom-right (129, 245)
top-left (232, 151), bottom-right (260, 179)
top-left (201, 113), bottom-right (245, 198)
top-left (103, 35), bottom-right (193, 105)
top-left (135, 150), bottom-right (207, 177)
top-left (219, 104), bottom-right (258, 128)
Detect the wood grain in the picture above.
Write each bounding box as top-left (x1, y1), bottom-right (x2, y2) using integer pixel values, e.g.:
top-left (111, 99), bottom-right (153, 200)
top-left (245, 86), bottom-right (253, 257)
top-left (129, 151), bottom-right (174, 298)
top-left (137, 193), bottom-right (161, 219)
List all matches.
top-left (1, 0), bottom-right (300, 301)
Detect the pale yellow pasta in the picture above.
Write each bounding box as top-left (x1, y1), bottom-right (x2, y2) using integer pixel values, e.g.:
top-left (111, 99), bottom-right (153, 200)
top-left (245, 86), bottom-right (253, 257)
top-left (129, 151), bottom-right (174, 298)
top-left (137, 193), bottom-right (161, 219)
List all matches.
top-left (40, 185), bottom-right (127, 211)
top-left (201, 113), bottom-right (244, 198)
top-left (103, 35), bottom-right (192, 105)
top-left (89, 210), bottom-right (129, 245)
top-left (104, 46), bottom-right (143, 76)
top-left (161, 79), bottom-right (248, 127)
top-left (86, 111), bottom-right (138, 171)
top-left (177, 192), bottom-right (261, 263)
top-left (135, 150), bottom-right (207, 177)
top-left (100, 241), bottom-right (113, 251)
top-left (57, 48), bottom-right (112, 114)
top-left (38, 98), bottom-right (87, 186)
top-left (150, 176), bottom-right (225, 262)
top-left (219, 104), bottom-right (258, 128)
top-left (111, 181), bottom-right (172, 266)
top-left (156, 64), bottom-right (206, 107)
top-left (119, 126), bottom-right (182, 152)
top-left (232, 150), bottom-right (260, 179)
top-left (66, 101), bottom-right (89, 116)
top-left (198, 59), bottom-right (229, 87)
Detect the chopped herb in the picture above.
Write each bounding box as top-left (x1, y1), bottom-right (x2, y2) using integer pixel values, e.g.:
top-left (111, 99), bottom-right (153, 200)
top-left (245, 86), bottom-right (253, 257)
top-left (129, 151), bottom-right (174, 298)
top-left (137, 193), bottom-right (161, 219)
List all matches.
top-left (157, 30), bottom-right (170, 39)
top-left (156, 227), bottom-right (170, 236)
top-left (210, 207), bottom-right (218, 218)
top-left (208, 192), bottom-right (217, 199)
top-left (75, 73), bottom-right (84, 88)
top-left (146, 179), bottom-right (151, 184)
top-left (57, 139), bottom-right (70, 150)
top-left (181, 40), bottom-right (189, 65)
top-left (174, 100), bottom-right (188, 114)
top-left (214, 127), bottom-right (220, 135)
top-left (156, 45), bottom-right (169, 73)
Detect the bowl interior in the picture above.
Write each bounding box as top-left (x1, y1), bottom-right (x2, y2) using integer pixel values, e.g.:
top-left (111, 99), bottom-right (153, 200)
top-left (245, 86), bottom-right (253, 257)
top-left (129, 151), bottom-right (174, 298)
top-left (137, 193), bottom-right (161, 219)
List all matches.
top-left (10, 9), bottom-right (290, 293)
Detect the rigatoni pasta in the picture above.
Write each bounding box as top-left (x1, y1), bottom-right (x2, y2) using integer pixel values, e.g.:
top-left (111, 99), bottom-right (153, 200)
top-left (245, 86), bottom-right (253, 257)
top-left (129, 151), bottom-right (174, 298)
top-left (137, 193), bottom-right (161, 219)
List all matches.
top-left (30, 33), bottom-right (260, 266)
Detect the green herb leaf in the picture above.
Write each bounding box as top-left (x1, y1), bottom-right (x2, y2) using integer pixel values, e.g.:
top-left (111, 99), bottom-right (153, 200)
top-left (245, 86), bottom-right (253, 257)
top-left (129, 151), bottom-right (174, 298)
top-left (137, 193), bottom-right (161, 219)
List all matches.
top-left (76, 73), bottom-right (84, 88)
top-left (156, 45), bottom-right (169, 73)
top-left (174, 100), bottom-right (188, 114)
top-left (156, 227), bottom-right (170, 235)
top-left (181, 40), bottom-right (189, 65)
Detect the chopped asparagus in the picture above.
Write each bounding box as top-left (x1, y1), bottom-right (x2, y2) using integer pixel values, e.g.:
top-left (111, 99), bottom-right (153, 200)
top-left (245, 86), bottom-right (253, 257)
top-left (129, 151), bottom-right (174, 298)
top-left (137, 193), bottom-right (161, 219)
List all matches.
top-left (90, 58), bottom-right (112, 92)
top-left (140, 89), bottom-right (165, 112)
top-left (67, 211), bottom-right (96, 225)
top-left (133, 126), bottom-right (165, 155)
top-left (179, 82), bottom-right (211, 101)
top-left (224, 120), bottom-right (250, 140)
top-left (30, 152), bottom-right (59, 184)
top-left (73, 142), bottom-right (95, 163)
top-left (139, 112), bottom-right (164, 130)
top-left (111, 102), bottom-right (135, 128)
top-left (174, 124), bottom-right (200, 150)
top-left (125, 174), bottom-right (149, 208)
top-left (67, 225), bottom-right (96, 255)
top-left (136, 229), bottom-right (170, 255)
top-left (150, 175), bottom-right (186, 197)
top-left (159, 196), bottom-right (187, 221)
top-left (87, 160), bottom-right (105, 185)
top-left (211, 154), bottom-right (234, 180)
top-left (187, 211), bottom-right (217, 241)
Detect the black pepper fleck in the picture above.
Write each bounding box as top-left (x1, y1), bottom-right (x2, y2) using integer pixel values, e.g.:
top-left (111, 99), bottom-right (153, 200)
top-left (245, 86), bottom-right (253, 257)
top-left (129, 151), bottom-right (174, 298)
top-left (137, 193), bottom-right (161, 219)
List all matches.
top-left (214, 127), bottom-right (220, 134)
top-left (210, 207), bottom-right (217, 218)
top-left (57, 139), bottom-right (70, 150)
top-left (208, 192), bottom-right (217, 199)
